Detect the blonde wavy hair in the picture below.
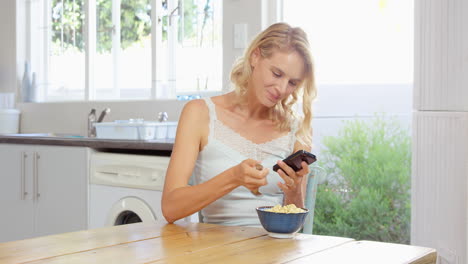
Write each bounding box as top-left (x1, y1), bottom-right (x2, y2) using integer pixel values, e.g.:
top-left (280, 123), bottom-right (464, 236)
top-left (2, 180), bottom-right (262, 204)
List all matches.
top-left (230, 22), bottom-right (317, 147)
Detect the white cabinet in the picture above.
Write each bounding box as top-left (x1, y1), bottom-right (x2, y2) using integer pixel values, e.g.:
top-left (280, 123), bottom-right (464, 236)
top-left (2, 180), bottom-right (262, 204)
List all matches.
top-left (0, 144), bottom-right (88, 242)
top-left (0, 145), bottom-right (34, 241)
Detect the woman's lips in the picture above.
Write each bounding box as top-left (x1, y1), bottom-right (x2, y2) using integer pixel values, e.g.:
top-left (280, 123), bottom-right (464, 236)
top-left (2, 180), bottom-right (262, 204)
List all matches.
top-left (266, 91), bottom-right (280, 103)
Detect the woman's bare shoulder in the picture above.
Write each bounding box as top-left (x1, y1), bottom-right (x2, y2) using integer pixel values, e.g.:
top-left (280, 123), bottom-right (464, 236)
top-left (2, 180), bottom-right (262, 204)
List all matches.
top-left (183, 98), bottom-right (207, 110)
top-left (177, 99), bottom-right (211, 149)
top-left (178, 99), bottom-right (210, 128)
top-left (180, 99), bottom-right (209, 119)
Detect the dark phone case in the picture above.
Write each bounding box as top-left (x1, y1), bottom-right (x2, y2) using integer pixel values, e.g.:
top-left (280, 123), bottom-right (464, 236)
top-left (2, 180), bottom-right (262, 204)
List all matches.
top-left (273, 150), bottom-right (317, 172)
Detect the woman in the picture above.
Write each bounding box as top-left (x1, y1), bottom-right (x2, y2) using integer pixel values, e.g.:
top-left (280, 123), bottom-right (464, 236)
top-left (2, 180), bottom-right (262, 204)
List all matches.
top-left (162, 22), bottom-right (317, 226)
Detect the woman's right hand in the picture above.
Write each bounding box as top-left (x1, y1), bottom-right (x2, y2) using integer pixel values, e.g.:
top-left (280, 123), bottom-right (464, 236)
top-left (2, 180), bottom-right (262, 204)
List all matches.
top-left (231, 159), bottom-right (269, 191)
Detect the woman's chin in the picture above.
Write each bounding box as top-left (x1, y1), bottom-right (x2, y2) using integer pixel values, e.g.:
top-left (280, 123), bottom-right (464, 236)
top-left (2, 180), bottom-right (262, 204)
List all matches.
top-left (263, 99), bottom-right (277, 108)
top-left (261, 96), bottom-right (276, 107)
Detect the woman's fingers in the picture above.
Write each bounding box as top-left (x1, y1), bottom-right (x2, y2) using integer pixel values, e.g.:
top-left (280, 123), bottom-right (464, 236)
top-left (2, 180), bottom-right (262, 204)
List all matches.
top-left (276, 160), bottom-right (297, 179)
top-left (250, 160), bottom-right (269, 178)
top-left (275, 160), bottom-right (311, 190)
top-left (277, 181), bottom-right (294, 192)
top-left (245, 160), bottom-right (269, 190)
top-left (277, 168), bottom-right (295, 187)
top-left (247, 175), bottom-right (268, 194)
top-left (296, 161), bottom-right (310, 177)
top-left (277, 182), bottom-right (287, 192)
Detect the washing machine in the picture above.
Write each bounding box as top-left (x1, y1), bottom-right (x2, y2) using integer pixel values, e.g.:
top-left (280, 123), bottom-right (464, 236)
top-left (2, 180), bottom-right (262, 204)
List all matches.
top-left (88, 151), bottom-right (172, 229)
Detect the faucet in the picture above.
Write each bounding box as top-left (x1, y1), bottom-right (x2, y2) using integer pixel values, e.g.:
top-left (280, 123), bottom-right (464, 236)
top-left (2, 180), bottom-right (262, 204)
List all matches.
top-left (158, 112), bottom-right (168, 122)
top-left (88, 108), bottom-right (111, 137)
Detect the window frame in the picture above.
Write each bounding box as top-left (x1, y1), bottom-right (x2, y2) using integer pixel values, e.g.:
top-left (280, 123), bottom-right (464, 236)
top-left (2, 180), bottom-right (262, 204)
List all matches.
top-left (26, 0), bottom-right (222, 102)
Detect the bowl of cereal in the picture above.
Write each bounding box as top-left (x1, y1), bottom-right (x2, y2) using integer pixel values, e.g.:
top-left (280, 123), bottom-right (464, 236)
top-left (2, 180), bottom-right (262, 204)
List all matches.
top-left (256, 204), bottom-right (309, 238)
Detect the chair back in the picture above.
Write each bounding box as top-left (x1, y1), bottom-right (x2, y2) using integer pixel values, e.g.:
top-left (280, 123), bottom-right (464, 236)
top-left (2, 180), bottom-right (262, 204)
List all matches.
top-left (302, 165), bottom-right (326, 234)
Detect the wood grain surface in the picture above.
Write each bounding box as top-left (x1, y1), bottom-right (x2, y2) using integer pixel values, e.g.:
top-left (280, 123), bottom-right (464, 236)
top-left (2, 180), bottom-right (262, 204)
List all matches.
top-left (0, 221), bottom-right (437, 264)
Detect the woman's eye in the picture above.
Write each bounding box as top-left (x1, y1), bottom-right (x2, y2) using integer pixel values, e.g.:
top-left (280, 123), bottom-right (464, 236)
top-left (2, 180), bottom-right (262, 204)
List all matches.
top-left (289, 81), bottom-right (297, 86)
top-left (273, 71), bottom-right (281, 77)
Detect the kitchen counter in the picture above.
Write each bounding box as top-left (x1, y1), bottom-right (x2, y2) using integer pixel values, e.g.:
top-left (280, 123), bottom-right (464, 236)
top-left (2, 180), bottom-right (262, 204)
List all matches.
top-left (0, 134), bottom-right (174, 153)
top-left (0, 221), bottom-right (437, 264)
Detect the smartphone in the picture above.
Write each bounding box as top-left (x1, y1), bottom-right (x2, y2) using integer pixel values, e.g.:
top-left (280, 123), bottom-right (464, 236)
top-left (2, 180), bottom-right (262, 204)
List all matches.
top-left (273, 150), bottom-right (317, 172)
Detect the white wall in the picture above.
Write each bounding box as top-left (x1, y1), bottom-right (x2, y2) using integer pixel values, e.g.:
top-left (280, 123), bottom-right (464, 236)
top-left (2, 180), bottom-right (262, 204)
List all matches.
top-left (222, 0), bottom-right (263, 90)
top-left (0, 0), bottom-right (17, 95)
top-left (18, 100), bottom-right (186, 135)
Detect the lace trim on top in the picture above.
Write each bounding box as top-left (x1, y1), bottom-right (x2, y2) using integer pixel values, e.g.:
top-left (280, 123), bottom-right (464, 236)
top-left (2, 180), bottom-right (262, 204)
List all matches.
top-left (204, 98), bottom-right (297, 161)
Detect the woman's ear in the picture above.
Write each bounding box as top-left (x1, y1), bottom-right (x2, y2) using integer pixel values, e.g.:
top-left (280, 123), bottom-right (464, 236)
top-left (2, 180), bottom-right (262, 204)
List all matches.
top-left (250, 48), bottom-right (260, 68)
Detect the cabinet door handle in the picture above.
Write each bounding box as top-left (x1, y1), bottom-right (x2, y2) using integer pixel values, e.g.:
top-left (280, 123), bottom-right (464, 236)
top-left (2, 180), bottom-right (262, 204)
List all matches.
top-left (33, 152), bottom-right (41, 200)
top-left (21, 152), bottom-right (28, 200)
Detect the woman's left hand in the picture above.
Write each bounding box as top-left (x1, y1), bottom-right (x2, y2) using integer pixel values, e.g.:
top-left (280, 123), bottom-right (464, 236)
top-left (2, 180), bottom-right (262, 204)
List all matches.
top-left (275, 160), bottom-right (310, 203)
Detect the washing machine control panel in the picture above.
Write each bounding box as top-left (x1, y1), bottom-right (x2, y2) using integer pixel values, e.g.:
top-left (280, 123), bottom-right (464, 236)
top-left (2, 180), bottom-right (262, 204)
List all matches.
top-left (90, 152), bottom-right (170, 191)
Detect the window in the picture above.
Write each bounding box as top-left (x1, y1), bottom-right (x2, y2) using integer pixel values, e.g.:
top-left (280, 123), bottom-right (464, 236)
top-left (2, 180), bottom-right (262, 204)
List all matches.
top-left (282, 0), bottom-right (414, 244)
top-left (28, 0), bottom-right (222, 101)
top-left (283, 0), bottom-right (413, 86)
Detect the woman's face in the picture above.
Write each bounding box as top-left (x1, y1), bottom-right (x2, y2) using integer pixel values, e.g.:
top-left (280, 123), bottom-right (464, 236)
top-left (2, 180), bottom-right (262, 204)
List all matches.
top-left (250, 49), bottom-right (305, 107)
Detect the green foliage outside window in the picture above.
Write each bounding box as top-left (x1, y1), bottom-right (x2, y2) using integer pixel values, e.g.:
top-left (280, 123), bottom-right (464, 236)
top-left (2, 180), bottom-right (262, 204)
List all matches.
top-left (51, 0), bottom-right (85, 52)
top-left (313, 116), bottom-right (411, 244)
top-left (50, 0), bottom-right (212, 53)
top-left (51, 0), bottom-right (151, 53)
top-left (96, 0), bottom-right (151, 52)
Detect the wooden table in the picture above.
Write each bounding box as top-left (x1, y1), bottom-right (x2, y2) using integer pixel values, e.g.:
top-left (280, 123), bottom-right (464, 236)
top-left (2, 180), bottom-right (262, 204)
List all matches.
top-left (0, 221), bottom-right (437, 264)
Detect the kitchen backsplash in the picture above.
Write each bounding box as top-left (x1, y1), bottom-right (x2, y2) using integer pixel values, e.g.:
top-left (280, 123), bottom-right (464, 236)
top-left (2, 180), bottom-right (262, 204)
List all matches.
top-left (17, 100), bottom-right (187, 136)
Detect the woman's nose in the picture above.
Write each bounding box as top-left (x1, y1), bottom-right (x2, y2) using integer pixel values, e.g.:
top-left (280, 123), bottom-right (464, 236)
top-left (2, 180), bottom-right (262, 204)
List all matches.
top-left (276, 78), bottom-right (289, 94)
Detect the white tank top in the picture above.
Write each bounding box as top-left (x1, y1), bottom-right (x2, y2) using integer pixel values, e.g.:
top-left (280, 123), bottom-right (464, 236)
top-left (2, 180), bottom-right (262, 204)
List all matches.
top-left (192, 97), bottom-right (298, 227)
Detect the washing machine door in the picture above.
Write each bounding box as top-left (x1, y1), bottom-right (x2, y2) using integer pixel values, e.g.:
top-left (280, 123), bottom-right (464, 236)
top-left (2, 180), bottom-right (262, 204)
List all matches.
top-left (107, 197), bottom-right (157, 226)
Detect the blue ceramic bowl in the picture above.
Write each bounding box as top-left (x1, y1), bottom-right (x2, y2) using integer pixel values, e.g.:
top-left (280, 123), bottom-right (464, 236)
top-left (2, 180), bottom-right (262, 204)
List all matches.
top-left (256, 206), bottom-right (309, 238)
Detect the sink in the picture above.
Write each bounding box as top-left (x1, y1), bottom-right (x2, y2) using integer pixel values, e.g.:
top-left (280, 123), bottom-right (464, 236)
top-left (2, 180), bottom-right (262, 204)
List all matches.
top-left (8, 133), bottom-right (86, 139)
